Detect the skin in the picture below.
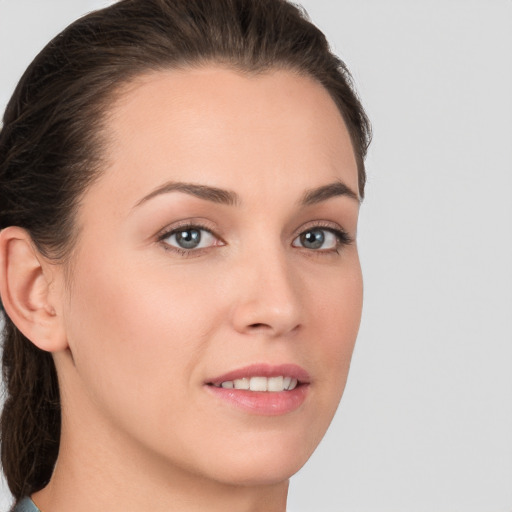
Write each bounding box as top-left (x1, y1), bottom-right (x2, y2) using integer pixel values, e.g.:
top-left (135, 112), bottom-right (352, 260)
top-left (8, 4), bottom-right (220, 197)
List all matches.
top-left (11, 66), bottom-right (363, 512)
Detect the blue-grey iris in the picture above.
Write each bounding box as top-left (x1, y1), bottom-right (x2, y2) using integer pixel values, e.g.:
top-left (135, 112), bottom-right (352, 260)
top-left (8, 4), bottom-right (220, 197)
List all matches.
top-left (300, 229), bottom-right (325, 249)
top-left (176, 229), bottom-right (201, 249)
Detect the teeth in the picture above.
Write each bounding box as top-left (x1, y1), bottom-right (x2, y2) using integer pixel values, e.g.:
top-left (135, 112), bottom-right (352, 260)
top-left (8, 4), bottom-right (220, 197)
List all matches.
top-left (233, 378), bottom-right (250, 390)
top-left (267, 376), bottom-right (284, 392)
top-left (287, 378), bottom-right (298, 391)
top-left (250, 376), bottom-right (267, 391)
top-left (217, 376), bottom-right (299, 392)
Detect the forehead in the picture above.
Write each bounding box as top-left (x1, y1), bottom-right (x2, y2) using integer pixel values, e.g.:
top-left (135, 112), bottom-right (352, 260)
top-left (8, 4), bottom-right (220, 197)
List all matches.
top-left (92, 66), bottom-right (358, 209)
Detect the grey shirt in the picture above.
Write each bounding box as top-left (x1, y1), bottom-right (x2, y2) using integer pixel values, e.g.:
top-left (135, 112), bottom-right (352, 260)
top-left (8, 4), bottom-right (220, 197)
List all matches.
top-left (12, 498), bottom-right (40, 512)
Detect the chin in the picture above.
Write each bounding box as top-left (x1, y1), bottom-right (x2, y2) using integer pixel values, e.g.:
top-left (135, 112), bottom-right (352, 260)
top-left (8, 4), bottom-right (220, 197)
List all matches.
top-left (210, 458), bottom-right (306, 487)
top-left (192, 429), bottom-right (321, 487)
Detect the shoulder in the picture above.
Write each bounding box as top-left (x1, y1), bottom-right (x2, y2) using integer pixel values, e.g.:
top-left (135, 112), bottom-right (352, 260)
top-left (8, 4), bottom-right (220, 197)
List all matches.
top-left (11, 498), bottom-right (41, 512)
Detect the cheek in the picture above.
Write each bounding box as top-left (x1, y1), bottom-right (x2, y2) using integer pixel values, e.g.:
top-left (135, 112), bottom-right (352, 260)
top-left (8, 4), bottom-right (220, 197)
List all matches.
top-left (307, 257), bottom-right (363, 399)
top-left (312, 252), bottom-right (362, 341)
top-left (63, 248), bottom-right (223, 423)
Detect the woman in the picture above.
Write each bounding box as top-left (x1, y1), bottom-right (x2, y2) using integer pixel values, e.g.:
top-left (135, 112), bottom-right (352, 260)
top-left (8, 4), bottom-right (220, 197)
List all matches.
top-left (0, 0), bottom-right (371, 511)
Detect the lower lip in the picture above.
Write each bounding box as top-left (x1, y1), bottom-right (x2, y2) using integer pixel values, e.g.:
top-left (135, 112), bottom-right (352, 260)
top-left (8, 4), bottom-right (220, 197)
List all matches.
top-left (205, 384), bottom-right (309, 416)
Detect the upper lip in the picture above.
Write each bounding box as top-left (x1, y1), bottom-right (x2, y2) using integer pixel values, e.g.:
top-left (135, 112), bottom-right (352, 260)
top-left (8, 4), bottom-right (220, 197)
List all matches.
top-left (206, 363), bottom-right (311, 386)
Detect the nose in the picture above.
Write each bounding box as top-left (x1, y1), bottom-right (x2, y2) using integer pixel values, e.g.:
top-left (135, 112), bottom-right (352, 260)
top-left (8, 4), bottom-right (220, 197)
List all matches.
top-left (229, 249), bottom-right (303, 338)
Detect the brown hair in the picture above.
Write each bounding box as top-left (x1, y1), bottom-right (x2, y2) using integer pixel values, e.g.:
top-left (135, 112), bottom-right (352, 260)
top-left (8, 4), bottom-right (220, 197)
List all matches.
top-left (0, 0), bottom-right (371, 501)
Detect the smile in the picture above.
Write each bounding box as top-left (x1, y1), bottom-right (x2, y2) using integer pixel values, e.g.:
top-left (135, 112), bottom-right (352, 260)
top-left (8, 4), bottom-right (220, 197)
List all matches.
top-left (205, 364), bottom-right (310, 415)
top-left (213, 376), bottom-right (299, 392)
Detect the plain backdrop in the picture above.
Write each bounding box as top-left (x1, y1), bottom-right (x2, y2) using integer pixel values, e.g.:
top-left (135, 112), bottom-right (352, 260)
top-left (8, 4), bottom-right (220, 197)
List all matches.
top-left (1, 1), bottom-right (511, 511)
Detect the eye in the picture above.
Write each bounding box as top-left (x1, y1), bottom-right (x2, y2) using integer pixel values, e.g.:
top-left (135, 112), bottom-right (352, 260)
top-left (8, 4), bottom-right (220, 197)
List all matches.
top-left (161, 226), bottom-right (219, 251)
top-left (292, 227), bottom-right (347, 251)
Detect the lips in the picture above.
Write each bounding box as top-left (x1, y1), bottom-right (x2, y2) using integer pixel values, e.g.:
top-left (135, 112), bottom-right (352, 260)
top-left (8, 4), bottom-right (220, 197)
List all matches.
top-left (205, 363), bottom-right (310, 416)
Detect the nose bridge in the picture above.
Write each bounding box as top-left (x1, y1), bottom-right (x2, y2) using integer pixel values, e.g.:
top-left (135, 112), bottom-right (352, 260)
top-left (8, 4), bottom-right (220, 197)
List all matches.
top-left (230, 236), bottom-right (303, 336)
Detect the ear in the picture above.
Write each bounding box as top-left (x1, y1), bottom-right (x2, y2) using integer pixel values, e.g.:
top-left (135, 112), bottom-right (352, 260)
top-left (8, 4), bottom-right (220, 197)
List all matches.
top-left (0, 226), bottom-right (68, 352)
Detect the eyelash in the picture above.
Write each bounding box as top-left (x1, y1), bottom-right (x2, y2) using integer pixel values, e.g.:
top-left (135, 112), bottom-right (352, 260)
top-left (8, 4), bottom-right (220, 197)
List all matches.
top-left (157, 222), bottom-right (353, 256)
top-left (157, 222), bottom-right (223, 257)
top-left (294, 222), bottom-right (353, 255)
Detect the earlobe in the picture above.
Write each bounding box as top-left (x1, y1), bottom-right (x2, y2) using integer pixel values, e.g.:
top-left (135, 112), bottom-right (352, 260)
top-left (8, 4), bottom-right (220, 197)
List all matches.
top-left (0, 226), bottom-right (68, 352)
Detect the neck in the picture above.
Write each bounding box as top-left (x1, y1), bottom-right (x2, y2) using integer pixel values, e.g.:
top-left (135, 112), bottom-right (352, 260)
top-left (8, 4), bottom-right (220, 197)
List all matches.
top-left (34, 438), bottom-right (289, 512)
top-left (35, 470), bottom-right (288, 512)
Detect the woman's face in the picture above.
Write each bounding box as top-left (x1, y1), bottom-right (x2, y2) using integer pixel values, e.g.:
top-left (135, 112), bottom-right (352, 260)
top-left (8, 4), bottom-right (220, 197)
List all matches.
top-left (56, 66), bottom-right (363, 486)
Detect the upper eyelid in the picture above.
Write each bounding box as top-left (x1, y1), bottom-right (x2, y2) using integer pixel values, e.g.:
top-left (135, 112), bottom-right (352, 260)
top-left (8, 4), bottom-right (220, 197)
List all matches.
top-left (157, 220), bottom-right (221, 240)
top-left (293, 220), bottom-right (350, 237)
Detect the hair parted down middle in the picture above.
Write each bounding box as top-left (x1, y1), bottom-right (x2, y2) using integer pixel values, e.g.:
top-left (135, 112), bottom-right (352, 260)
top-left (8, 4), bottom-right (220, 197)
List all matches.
top-left (0, 0), bottom-right (371, 500)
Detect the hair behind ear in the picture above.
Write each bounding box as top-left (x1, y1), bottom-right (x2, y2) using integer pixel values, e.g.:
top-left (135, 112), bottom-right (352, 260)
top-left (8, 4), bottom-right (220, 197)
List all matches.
top-left (1, 320), bottom-right (60, 499)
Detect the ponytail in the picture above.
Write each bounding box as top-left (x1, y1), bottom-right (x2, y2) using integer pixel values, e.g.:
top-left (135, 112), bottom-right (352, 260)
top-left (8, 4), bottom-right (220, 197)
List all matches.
top-left (1, 318), bottom-right (60, 499)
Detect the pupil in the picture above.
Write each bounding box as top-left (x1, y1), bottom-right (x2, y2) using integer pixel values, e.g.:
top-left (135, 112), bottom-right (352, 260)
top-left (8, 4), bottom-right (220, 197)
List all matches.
top-left (176, 229), bottom-right (201, 249)
top-left (301, 229), bottom-right (324, 249)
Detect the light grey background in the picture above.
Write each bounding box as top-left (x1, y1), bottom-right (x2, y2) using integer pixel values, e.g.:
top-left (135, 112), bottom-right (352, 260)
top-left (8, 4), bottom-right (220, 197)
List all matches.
top-left (1, 1), bottom-right (511, 511)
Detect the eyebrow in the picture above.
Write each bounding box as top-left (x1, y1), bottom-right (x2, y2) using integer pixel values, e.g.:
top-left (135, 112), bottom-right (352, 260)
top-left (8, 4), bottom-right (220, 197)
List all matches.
top-left (300, 181), bottom-right (360, 205)
top-left (134, 181), bottom-right (239, 208)
top-left (134, 179), bottom-right (359, 209)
